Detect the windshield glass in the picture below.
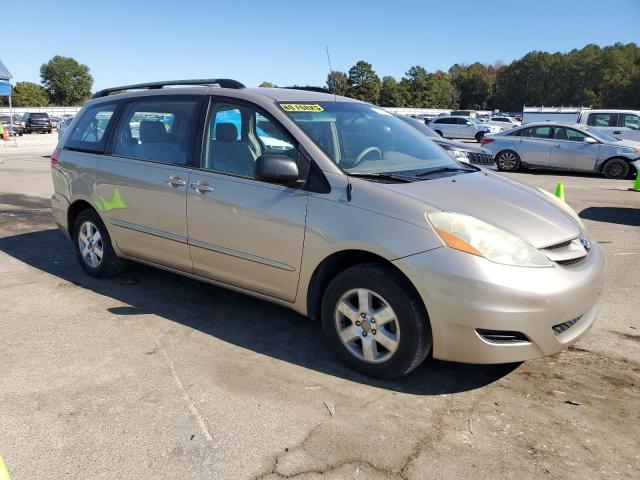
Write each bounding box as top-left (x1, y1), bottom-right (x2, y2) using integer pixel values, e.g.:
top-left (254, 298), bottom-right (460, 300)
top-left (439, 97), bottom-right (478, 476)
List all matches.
top-left (280, 102), bottom-right (459, 175)
top-left (582, 126), bottom-right (619, 142)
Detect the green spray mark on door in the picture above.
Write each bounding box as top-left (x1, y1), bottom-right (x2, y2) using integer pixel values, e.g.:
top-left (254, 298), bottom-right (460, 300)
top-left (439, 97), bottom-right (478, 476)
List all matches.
top-left (95, 188), bottom-right (127, 212)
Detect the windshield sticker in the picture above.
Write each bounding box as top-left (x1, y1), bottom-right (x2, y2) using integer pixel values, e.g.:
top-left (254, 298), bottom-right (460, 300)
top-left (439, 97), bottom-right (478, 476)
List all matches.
top-left (370, 107), bottom-right (392, 116)
top-left (280, 104), bottom-right (324, 112)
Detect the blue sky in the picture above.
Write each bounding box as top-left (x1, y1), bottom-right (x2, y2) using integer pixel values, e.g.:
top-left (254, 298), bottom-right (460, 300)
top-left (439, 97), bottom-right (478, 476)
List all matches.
top-left (2, 0), bottom-right (639, 91)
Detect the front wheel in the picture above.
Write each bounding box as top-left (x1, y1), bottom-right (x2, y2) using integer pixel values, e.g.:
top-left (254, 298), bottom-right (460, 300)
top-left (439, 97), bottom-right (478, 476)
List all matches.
top-left (496, 150), bottom-right (521, 172)
top-left (73, 209), bottom-right (127, 277)
top-left (602, 158), bottom-right (630, 179)
top-left (321, 263), bottom-right (431, 379)
top-left (475, 132), bottom-right (485, 142)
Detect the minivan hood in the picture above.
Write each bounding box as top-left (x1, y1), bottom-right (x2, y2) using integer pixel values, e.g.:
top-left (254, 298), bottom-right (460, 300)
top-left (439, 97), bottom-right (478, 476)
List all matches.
top-left (380, 171), bottom-right (581, 249)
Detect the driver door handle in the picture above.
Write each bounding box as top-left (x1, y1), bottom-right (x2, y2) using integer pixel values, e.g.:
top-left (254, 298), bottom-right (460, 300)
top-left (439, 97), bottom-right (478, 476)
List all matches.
top-left (191, 181), bottom-right (214, 193)
top-left (167, 175), bottom-right (186, 187)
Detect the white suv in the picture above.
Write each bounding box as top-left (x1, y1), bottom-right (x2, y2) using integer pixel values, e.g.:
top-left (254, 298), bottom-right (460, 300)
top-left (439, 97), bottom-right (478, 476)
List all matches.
top-left (429, 115), bottom-right (500, 141)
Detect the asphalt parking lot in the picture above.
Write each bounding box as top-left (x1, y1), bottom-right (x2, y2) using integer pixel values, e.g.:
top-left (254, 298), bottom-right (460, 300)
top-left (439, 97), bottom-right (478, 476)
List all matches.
top-left (1, 144), bottom-right (639, 479)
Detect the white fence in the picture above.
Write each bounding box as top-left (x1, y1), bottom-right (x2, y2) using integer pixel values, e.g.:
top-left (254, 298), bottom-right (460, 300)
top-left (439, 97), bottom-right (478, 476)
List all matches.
top-left (0, 106), bottom-right (82, 116)
top-left (383, 107), bottom-right (451, 116)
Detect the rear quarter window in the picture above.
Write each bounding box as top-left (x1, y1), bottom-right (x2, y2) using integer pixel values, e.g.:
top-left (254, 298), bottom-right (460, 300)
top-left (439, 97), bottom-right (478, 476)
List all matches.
top-left (64, 103), bottom-right (118, 153)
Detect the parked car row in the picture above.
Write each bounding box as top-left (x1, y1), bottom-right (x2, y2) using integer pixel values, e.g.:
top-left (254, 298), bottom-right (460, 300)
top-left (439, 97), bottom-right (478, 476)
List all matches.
top-left (0, 112), bottom-right (77, 135)
top-left (482, 122), bottom-right (640, 179)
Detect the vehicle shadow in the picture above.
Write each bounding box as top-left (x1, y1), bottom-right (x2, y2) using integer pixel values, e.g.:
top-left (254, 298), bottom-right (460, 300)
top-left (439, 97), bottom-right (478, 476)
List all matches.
top-left (0, 228), bottom-right (520, 395)
top-left (580, 207), bottom-right (640, 227)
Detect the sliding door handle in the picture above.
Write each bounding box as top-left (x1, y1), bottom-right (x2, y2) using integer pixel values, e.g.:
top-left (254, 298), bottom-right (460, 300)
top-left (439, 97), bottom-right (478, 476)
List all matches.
top-left (191, 181), bottom-right (214, 193)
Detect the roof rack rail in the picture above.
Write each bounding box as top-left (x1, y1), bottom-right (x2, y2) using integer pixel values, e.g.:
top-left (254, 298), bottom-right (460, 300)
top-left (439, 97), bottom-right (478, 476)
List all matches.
top-left (283, 86), bottom-right (332, 94)
top-left (92, 78), bottom-right (246, 99)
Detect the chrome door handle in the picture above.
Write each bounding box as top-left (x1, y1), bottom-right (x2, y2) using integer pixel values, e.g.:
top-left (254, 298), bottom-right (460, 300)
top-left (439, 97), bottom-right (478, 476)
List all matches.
top-left (167, 176), bottom-right (186, 187)
top-left (191, 181), bottom-right (214, 193)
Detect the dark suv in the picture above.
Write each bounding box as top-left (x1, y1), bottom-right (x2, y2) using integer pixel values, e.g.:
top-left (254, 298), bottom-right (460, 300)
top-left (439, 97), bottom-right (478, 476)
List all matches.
top-left (23, 112), bottom-right (53, 134)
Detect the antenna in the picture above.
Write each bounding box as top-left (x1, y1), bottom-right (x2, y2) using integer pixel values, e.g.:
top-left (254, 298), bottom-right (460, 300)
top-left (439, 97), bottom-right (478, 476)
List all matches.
top-left (325, 45), bottom-right (333, 74)
top-left (325, 45), bottom-right (351, 201)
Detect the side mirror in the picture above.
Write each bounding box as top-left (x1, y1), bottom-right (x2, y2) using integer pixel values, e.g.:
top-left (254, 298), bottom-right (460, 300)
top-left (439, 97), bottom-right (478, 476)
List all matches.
top-left (255, 154), bottom-right (300, 184)
top-left (584, 136), bottom-right (597, 144)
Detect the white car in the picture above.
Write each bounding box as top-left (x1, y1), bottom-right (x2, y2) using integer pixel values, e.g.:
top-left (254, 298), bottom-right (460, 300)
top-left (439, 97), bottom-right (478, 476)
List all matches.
top-left (429, 115), bottom-right (501, 141)
top-left (489, 116), bottom-right (521, 129)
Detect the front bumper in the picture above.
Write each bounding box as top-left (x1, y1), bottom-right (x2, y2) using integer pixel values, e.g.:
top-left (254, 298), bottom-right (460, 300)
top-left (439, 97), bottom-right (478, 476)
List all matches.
top-left (28, 124), bottom-right (51, 131)
top-left (393, 243), bottom-right (605, 364)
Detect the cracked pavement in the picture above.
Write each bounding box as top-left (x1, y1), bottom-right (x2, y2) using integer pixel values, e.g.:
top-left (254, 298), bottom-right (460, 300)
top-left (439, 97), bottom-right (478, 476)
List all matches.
top-left (1, 147), bottom-right (639, 479)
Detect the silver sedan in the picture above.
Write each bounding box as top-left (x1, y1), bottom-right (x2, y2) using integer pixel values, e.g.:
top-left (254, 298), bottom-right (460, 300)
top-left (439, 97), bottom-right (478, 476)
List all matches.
top-left (481, 122), bottom-right (640, 179)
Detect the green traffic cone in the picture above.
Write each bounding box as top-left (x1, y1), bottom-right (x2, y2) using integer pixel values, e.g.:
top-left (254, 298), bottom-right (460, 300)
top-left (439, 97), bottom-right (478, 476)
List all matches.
top-left (554, 182), bottom-right (565, 201)
top-left (0, 453), bottom-right (11, 480)
top-left (630, 172), bottom-right (640, 192)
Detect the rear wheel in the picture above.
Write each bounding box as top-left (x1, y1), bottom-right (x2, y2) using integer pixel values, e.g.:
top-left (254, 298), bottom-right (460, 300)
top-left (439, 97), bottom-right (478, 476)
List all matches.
top-left (602, 158), bottom-right (630, 179)
top-left (496, 150), bottom-right (521, 172)
top-left (321, 263), bottom-right (431, 379)
top-left (73, 209), bottom-right (127, 277)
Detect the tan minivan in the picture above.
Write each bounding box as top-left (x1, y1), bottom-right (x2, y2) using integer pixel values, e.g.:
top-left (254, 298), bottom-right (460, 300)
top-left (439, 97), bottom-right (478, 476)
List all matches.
top-left (51, 79), bottom-right (605, 378)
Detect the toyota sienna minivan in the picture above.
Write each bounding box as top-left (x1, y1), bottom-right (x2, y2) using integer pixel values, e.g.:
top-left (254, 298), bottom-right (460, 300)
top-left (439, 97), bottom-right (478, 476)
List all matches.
top-left (51, 79), bottom-right (605, 379)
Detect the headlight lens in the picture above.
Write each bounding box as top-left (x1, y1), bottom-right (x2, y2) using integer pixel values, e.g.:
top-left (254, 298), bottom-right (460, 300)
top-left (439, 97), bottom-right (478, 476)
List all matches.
top-left (427, 211), bottom-right (553, 267)
top-left (537, 188), bottom-right (585, 229)
top-left (446, 148), bottom-right (468, 159)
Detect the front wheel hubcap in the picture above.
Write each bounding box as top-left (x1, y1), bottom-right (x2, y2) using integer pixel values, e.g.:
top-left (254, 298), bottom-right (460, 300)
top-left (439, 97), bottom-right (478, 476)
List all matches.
top-left (334, 288), bottom-right (400, 363)
top-left (78, 221), bottom-right (104, 268)
top-left (499, 152), bottom-right (517, 169)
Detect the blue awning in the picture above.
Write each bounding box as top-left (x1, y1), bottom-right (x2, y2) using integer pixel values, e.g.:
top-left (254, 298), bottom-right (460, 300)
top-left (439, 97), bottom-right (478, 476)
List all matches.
top-left (0, 60), bottom-right (12, 80)
top-left (0, 81), bottom-right (11, 96)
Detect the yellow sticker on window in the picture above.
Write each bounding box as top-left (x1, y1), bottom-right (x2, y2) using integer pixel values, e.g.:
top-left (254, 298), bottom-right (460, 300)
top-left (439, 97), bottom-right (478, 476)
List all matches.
top-left (280, 103), bottom-right (324, 112)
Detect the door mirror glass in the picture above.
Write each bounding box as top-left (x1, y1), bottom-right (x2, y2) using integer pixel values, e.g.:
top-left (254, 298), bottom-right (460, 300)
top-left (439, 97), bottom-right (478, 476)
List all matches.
top-left (255, 155), bottom-right (299, 184)
top-left (583, 136), bottom-right (597, 144)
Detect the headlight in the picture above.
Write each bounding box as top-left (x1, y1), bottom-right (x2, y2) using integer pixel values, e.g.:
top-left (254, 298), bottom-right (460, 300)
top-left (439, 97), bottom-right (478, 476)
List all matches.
top-left (427, 211), bottom-right (553, 267)
top-left (445, 148), bottom-right (468, 159)
top-left (537, 188), bottom-right (585, 229)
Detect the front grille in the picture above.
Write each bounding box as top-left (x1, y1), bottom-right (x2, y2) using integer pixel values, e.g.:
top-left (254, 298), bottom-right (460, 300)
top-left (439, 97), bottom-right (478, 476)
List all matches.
top-left (552, 315), bottom-right (583, 336)
top-left (557, 257), bottom-right (586, 266)
top-left (468, 152), bottom-right (494, 166)
top-left (541, 237), bottom-right (588, 265)
top-left (544, 240), bottom-right (572, 250)
top-left (476, 329), bottom-right (529, 344)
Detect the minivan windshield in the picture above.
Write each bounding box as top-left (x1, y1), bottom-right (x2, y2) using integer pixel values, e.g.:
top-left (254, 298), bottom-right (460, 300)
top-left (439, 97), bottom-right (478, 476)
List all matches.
top-left (280, 102), bottom-right (464, 176)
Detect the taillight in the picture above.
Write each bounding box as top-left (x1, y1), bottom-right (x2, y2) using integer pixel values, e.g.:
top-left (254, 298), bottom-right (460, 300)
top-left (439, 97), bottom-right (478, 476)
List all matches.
top-left (50, 148), bottom-right (61, 169)
top-left (481, 138), bottom-right (494, 145)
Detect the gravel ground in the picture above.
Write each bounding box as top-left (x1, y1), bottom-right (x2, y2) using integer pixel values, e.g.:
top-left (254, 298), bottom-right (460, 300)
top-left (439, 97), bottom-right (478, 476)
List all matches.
top-left (0, 147), bottom-right (638, 480)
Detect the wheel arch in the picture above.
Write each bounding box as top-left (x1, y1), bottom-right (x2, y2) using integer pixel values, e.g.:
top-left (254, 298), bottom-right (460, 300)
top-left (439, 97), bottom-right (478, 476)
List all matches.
top-left (306, 249), bottom-right (426, 322)
top-left (67, 199), bottom-right (97, 237)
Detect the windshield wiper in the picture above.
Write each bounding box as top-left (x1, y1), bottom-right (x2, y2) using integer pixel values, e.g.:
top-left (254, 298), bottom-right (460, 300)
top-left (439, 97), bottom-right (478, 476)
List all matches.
top-left (347, 172), bottom-right (413, 183)
top-left (415, 166), bottom-right (475, 177)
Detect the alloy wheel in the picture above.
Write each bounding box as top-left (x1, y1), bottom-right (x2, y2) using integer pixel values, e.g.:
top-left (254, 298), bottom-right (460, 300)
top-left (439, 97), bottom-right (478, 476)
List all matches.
top-left (498, 152), bottom-right (518, 170)
top-left (78, 221), bottom-right (104, 268)
top-left (334, 288), bottom-right (400, 363)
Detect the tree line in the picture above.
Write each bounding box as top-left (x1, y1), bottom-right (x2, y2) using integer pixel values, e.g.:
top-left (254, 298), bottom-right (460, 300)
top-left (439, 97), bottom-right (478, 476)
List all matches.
top-left (263, 42), bottom-right (640, 111)
top-left (0, 55), bottom-right (93, 107)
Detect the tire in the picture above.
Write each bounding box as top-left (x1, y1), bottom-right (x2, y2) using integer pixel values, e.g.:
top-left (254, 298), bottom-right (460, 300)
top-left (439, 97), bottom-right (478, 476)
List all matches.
top-left (48, 129), bottom-right (52, 134)
top-left (321, 263), bottom-right (431, 379)
top-left (434, 130), bottom-right (443, 137)
top-left (475, 132), bottom-right (485, 142)
top-left (73, 209), bottom-right (127, 278)
top-left (602, 158), bottom-right (630, 179)
top-left (496, 150), bottom-right (521, 172)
